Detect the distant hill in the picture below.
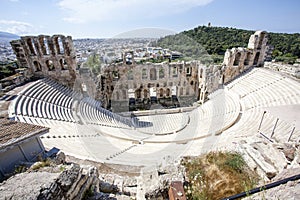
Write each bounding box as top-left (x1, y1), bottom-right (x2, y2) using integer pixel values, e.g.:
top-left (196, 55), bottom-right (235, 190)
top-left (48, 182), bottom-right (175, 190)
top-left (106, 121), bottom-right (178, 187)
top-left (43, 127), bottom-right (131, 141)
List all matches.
top-left (154, 26), bottom-right (300, 64)
top-left (0, 31), bottom-right (20, 43)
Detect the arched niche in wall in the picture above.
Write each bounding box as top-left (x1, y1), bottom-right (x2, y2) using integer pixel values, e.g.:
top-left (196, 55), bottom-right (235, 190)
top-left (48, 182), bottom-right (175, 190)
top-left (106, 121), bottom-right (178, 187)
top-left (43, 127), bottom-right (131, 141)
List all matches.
top-left (244, 52), bottom-right (251, 66)
top-left (150, 68), bottom-right (157, 80)
top-left (253, 52), bottom-right (260, 66)
top-left (159, 88), bottom-right (164, 97)
top-left (159, 67), bottom-right (165, 79)
top-left (143, 89), bottom-right (149, 98)
top-left (142, 68), bottom-right (147, 79)
top-left (233, 52), bottom-right (241, 66)
top-left (166, 88), bottom-right (170, 97)
top-left (60, 58), bottom-right (68, 70)
top-left (46, 60), bottom-right (55, 71)
top-left (135, 89), bottom-right (141, 99)
top-left (33, 60), bottom-right (42, 72)
top-left (26, 38), bottom-right (36, 56)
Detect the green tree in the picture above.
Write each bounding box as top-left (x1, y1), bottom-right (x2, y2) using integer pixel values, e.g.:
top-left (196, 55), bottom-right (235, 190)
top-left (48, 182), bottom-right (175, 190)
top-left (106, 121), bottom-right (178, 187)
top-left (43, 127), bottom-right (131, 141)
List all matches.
top-left (84, 54), bottom-right (102, 74)
top-left (153, 25), bottom-right (300, 63)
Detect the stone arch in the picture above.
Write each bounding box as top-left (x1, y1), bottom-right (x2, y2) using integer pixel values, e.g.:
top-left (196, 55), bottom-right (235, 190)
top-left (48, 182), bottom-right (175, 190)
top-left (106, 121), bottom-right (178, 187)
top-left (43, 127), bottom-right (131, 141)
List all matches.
top-left (233, 52), bottom-right (241, 66)
top-left (221, 75), bottom-right (225, 84)
top-left (38, 36), bottom-right (49, 55)
top-left (186, 88), bottom-right (190, 95)
top-left (143, 89), bottom-right (149, 98)
top-left (64, 38), bottom-right (71, 56)
top-left (159, 88), bottom-right (164, 97)
top-left (58, 37), bottom-right (64, 54)
top-left (53, 36), bottom-right (60, 54)
top-left (142, 68), bottom-right (147, 79)
top-left (186, 67), bottom-right (192, 76)
top-left (33, 61), bottom-right (42, 72)
top-left (150, 68), bottom-right (157, 80)
top-left (135, 89), bottom-right (142, 99)
top-left (44, 37), bottom-right (50, 55)
top-left (258, 32), bottom-right (266, 49)
top-left (194, 81), bottom-right (198, 92)
top-left (26, 38), bottom-right (36, 55)
top-left (60, 58), bottom-right (68, 70)
top-left (172, 66), bottom-right (178, 77)
top-left (253, 52), bottom-right (260, 66)
top-left (244, 52), bottom-right (251, 66)
top-left (166, 88), bottom-right (170, 97)
top-left (46, 60), bottom-right (55, 71)
top-left (159, 67), bottom-right (165, 79)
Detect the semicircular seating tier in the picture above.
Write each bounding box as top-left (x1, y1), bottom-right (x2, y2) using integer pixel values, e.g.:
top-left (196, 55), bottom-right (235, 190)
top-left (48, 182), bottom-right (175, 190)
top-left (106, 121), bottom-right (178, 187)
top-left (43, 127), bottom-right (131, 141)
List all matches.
top-left (7, 68), bottom-right (300, 166)
top-left (10, 78), bottom-right (79, 123)
top-left (9, 78), bottom-right (136, 129)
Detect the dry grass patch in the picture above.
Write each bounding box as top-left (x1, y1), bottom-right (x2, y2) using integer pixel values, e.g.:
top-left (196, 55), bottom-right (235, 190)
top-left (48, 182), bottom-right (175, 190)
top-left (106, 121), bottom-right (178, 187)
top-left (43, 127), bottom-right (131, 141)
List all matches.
top-left (182, 151), bottom-right (259, 200)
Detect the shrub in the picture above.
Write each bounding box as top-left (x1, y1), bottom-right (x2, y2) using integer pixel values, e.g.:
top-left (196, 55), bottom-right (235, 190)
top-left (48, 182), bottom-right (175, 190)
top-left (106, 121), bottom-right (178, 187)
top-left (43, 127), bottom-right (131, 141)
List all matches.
top-left (183, 151), bottom-right (259, 200)
top-left (31, 159), bottom-right (51, 170)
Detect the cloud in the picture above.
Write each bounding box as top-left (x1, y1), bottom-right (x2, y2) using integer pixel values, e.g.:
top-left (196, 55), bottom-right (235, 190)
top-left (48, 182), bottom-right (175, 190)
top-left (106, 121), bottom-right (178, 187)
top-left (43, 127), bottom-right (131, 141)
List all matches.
top-left (58, 0), bottom-right (213, 23)
top-left (0, 20), bottom-right (33, 35)
top-left (9, 0), bottom-right (19, 2)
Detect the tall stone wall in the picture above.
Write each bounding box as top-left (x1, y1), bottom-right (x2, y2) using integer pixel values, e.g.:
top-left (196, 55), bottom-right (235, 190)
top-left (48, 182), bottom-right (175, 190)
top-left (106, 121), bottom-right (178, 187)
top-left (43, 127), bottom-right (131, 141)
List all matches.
top-left (222, 31), bottom-right (268, 83)
top-left (197, 31), bottom-right (268, 102)
top-left (94, 31), bottom-right (269, 110)
top-left (10, 35), bottom-right (77, 88)
top-left (97, 61), bottom-right (201, 112)
top-left (8, 31), bottom-right (268, 111)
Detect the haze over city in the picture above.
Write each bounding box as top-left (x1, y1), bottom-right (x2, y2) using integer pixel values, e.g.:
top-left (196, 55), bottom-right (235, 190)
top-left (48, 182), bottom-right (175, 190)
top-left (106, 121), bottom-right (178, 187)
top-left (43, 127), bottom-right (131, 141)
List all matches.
top-left (0, 0), bottom-right (299, 38)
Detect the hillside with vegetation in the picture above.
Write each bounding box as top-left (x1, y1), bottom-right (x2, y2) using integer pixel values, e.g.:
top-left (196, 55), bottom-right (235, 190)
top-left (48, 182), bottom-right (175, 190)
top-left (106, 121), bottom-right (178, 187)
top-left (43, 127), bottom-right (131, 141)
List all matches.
top-left (153, 26), bottom-right (300, 64)
top-left (182, 151), bottom-right (259, 199)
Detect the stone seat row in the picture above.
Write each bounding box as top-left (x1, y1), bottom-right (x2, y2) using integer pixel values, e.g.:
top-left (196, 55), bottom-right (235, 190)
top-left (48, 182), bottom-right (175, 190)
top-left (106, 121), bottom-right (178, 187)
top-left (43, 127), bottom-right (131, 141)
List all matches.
top-left (78, 97), bottom-right (133, 129)
top-left (226, 67), bottom-right (282, 91)
top-left (201, 90), bottom-right (240, 120)
top-left (10, 78), bottom-right (85, 122)
top-left (220, 106), bottom-right (299, 145)
top-left (20, 79), bottom-right (77, 109)
top-left (13, 78), bottom-right (138, 129)
top-left (229, 74), bottom-right (283, 97)
top-left (135, 112), bottom-right (189, 135)
top-left (258, 112), bottom-right (299, 143)
top-left (225, 67), bottom-right (258, 89)
top-left (241, 77), bottom-right (300, 110)
top-left (83, 97), bottom-right (133, 127)
top-left (82, 97), bottom-right (133, 127)
top-left (14, 94), bottom-right (75, 122)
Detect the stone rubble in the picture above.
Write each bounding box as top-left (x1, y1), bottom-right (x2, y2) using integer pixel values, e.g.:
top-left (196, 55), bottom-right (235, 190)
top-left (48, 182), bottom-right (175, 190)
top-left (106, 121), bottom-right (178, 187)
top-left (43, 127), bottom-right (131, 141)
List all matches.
top-left (243, 168), bottom-right (300, 200)
top-left (0, 154), bottom-right (186, 200)
top-left (238, 135), bottom-right (300, 183)
top-left (0, 143), bottom-right (299, 200)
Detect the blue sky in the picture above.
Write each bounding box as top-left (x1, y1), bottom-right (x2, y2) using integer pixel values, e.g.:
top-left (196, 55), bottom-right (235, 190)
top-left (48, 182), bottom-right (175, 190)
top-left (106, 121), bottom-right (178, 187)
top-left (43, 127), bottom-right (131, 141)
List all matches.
top-left (0, 0), bottom-right (299, 38)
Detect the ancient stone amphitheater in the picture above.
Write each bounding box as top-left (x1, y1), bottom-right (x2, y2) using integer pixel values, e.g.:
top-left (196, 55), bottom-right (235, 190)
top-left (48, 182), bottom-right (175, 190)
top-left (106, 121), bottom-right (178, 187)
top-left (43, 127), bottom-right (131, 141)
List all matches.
top-left (8, 66), bottom-right (300, 180)
top-left (5, 32), bottom-right (300, 186)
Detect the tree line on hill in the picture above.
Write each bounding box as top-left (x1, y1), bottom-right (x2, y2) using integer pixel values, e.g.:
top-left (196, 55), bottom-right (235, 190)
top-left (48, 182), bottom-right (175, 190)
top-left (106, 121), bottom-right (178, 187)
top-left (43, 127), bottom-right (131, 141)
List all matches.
top-left (152, 26), bottom-right (300, 64)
